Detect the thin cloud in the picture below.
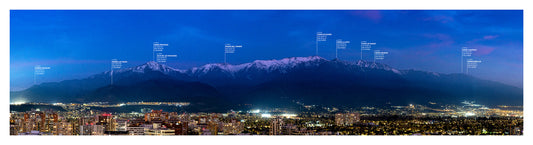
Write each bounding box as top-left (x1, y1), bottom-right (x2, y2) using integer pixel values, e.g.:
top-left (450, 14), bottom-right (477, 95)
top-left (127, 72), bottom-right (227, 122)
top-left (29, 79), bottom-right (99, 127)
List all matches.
top-left (11, 59), bottom-right (108, 69)
top-left (350, 10), bottom-right (382, 22)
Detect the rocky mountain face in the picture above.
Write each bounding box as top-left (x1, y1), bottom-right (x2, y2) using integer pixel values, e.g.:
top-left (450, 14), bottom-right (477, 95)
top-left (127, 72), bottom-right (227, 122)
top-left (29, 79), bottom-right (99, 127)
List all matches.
top-left (10, 56), bottom-right (523, 108)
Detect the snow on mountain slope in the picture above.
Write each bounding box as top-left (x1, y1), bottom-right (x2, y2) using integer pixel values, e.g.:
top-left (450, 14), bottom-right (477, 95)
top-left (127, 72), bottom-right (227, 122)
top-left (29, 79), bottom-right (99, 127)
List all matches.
top-left (188, 56), bottom-right (327, 75)
top-left (107, 61), bottom-right (186, 74)
top-left (353, 60), bottom-right (402, 74)
top-left (107, 56), bottom-right (404, 79)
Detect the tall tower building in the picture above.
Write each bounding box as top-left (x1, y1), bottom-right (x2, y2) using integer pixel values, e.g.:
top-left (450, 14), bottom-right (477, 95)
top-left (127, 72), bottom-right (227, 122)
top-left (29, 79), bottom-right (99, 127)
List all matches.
top-left (270, 117), bottom-right (283, 135)
top-left (97, 113), bottom-right (115, 131)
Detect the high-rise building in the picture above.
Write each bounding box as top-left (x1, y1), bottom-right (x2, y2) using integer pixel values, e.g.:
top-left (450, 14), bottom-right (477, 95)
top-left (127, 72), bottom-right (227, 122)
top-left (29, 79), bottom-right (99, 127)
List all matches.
top-left (96, 113), bottom-right (115, 131)
top-left (38, 112), bottom-right (46, 132)
top-left (79, 124), bottom-right (104, 135)
top-left (174, 121), bottom-right (188, 135)
top-left (207, 121), bottom-right (219, 135)
top-left (116, 120), bottom-right (128, 131)
top-left (52, 121), bottom-right (73, 135)
top-left (71, 120), bottom-right (81, 135)
top-left (10, 110), bottom-right (62, 134)
top-left (270, 117), bottom-right (283, 135)
top-left (144, 110), bottom-right (169, 122)
top-left (10, 124), bottom-right (18, 135)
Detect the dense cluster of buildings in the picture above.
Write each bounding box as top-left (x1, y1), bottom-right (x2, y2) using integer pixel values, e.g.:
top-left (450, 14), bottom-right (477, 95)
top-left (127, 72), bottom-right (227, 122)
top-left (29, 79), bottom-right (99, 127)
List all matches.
top-left (335, 113), bottom-right (360, 126)
top-left (9, 101), bottom-right (523, 135)
top-left (10, 110), bottom-right (73, 135)
top-left (10, 109), bottom-right (246, 135)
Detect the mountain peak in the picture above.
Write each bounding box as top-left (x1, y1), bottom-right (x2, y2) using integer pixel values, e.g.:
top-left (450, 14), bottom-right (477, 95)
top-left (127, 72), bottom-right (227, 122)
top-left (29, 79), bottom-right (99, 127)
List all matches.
top-left (145, 61), bottom-right (159, 65)
top-left (109, 61), bottom-right (184, 74)
top-left (107, 56), bottom-right (403, 77)
top-left (143, 61), bottom-right (164, 70)
top-left (352, 60), bottom-right (401, 74)
top-left (15, 56), bottom-right (523, 106)
top-left (251, 56), bottom-right (326, 65)
top-left (188, 56), bottom-right (329, 75)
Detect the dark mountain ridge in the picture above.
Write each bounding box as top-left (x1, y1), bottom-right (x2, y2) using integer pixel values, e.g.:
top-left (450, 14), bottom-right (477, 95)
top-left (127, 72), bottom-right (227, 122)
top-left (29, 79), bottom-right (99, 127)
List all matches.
top-left (10, 56), bottom-right (523, 108)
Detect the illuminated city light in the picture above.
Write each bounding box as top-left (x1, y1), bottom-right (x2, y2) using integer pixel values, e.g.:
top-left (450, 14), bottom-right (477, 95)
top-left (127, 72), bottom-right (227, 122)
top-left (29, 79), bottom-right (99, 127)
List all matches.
top-left (251, 109), bottom-right (260, 113)
top-left (464, 112), bottom-right (476, 117)
top-left (281, 114), bottom-right (297, 118)
top-left (10, 101), bottom-right (26, 105)
top-left (261, 114), bottom-right (271, 118)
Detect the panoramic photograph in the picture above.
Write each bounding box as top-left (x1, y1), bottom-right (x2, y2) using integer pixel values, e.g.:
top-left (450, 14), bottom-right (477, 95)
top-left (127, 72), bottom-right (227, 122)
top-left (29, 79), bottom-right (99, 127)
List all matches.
top-left (9, 10), bottom-right (523, 136)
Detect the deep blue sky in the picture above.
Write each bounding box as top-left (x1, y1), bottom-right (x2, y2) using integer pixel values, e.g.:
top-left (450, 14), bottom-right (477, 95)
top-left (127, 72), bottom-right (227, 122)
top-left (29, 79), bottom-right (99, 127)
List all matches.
top-left (10, 10), bottom-right (523, 91)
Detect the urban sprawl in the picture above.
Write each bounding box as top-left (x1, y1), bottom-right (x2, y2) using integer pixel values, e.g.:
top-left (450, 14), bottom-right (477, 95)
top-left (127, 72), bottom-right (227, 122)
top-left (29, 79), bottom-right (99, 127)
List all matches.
top-left (10, 101), bottom-right (523, 135)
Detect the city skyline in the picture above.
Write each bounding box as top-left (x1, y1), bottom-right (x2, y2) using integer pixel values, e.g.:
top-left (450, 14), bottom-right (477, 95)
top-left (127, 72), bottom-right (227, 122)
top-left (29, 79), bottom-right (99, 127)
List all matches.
top-left (9, 100), bottom-right (524, 135)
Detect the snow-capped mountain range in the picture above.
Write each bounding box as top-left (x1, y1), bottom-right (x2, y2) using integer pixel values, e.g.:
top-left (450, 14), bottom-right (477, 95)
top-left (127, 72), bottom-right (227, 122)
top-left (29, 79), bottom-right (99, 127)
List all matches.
top-left (108, 56), bottom-right (402, 78)
top-left (100, 56), bottom-right (409, 88)
top-left (11, 56), bottom-right (523, 107)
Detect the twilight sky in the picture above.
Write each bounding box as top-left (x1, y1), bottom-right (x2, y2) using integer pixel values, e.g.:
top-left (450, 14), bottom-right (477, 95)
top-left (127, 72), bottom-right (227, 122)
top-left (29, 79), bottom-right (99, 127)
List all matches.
top-left (10, 10), bottom-right (523, 91)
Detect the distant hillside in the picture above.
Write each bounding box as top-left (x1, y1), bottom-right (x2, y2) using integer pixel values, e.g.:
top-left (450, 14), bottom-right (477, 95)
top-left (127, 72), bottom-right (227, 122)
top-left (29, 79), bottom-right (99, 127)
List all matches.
top-left (11, 56), bottom-right (523, 110)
